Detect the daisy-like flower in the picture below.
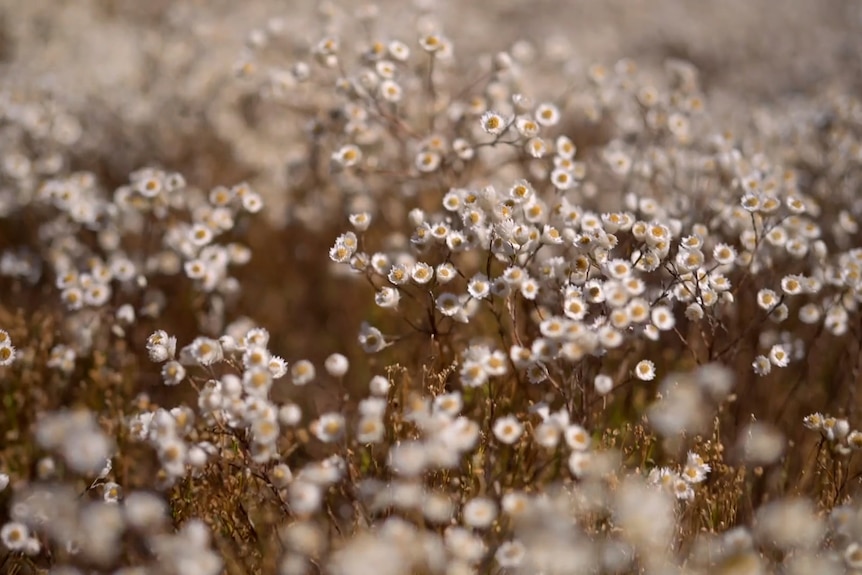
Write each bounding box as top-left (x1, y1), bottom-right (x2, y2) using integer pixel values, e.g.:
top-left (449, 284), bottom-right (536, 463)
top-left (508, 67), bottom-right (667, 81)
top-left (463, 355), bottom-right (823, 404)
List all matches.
top-left (594, 374), bottom-right (613, 395)
top-left (564, 424), bottom-right (591, 451)
top-left (1, 521), bottom-right (30, 551)
top-left (411, 262), bottom-right (434, 284)
top-left (415, 150), bottom-right (442, 172)
top-left (535, 102), bottom-right (560, 126)
top-left (672, 477), bottom-right (695, 500)
top-left (460, 360), bottom-right (488, 388)
top-left (768, 344), bottom-right (790, 367)
top-left (436, 292), bottom-right (462, 316)
top-left (756, 289), bottom-right (779, 310)
top-left (0, 342), bottom-right (15, 366)
top-left (520, 278), bottom-right (540, 300)
top-left (681, 451), bottom-right (711, 484)
top-left (634, 359), bottom-right (656, 381)
top-left (324, 353), bottom-right (349, 377)
top-left (419, 32), bottom-right (446, 53)
top-left (480, 110), bottom-right (508, 136)
top-left (493, 415), bottom-right (524, 444)
top-left (568, 451), bottom-right (592, 478)
top-left (713, 243), bottom-right (737, 265)
top-left (375, 286), bottom-right (401, 309)
top-left (311, 413), bottom-right (346, 443)
top-left (780, 274), bottom-right (804, 295)
top-left (651, 305), bottom-right (675, 331)
top-left (332, 144), bottom-right (362, 168)
top-left (358, 323), bottom-right (388, 354)
top-left (188, 337), bottom-right (222, 367)
top-left (495, 540), bottom-right (527, 568)
top-left (462, 497), bottom-right (498, 529)
top-left (550, 168), bottom-right (575, 190)
top-left (467, 273), bottom-right (491, 300)
top-left (753, 355), bottom-right (772, 376)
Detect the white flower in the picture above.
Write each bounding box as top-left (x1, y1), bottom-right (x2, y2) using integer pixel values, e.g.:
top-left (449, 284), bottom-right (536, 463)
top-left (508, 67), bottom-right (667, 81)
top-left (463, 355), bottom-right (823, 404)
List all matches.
top-left (493, 415), bottom-right (523, 444)
top-left (324, 353), bottom-right (349, 377)
top-left (1, 521), bottom-right (30, 551)
top-left (768, 344), bottom-right (790, 368)
top-left (358, 323), bottom-right (388, 353)
top-left (480, 111), bottom-right (508, 135)
top-left (291, 359), bottom-right (316, 385)
top-left (564, 424), bottom-right (591, 451)
top-left (634, 359), bottom-right (656, 381)
top-left (311, 413), bottom-right (346, 442)
top-left (0, 343), bottom-right (15, 366)
top-left (332, 144), bottom-right (362, 168)
top-left (651, 305), bottom-right (676, 331)
top-left (535, 102), bottom-right (560, 126)
top-left (753, 355), bottom-right (772, 376)
top-left (462, 497), bottom-right (497, 529)
top-left (594, 374), bottom-right (614, 395)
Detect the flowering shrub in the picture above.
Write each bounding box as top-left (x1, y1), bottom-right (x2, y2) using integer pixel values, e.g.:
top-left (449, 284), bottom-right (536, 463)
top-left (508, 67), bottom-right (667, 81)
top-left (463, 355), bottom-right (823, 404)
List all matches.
top-left (2, 1), bottom-right (862, 574)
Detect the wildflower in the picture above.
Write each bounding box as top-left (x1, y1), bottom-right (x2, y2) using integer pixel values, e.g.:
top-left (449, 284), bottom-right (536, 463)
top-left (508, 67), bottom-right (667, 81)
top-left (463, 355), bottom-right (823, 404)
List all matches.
top-left (780, 274), bottom-right (804, 295)
top-left (520, 278), bottom-right (539, 300)
top-left (651, 305), bottom-right (675, 331)
top-left (753, 355), bottom-right (772, 376)
top-left (369, 375), bottom-right (390, 396)
top-left (480, 111), bottom-right (507, 136)
top-left (242, 346), bottom-right (270, 370)
top-left (768, 344), bottom-right (790, 367)
top-left (565, 424), bottom-right (591, 451)
top-left (556, 135), bottom-right (577, 158)
top-left (526, 137), bottom-right (548, 157)
top-left (436, 292), bottom-right (461, 316)
top-left (493, 415), bottom-right (523, 444)
top-left (415, 150), bottom-right (442, 172)
top-left (515, 116), bottom-right (540, 138)
top-left (410, 262), bottom-right (434, 284)
top-left (0, 342), bottom-right (15, 366)
top-left (289, 481), bottom-right (322, 515)
top-left (389, 441), bottom-right (427, 476)
top-left (279, 404), bottom-right (302, 427)
top-left (161, 361), bottom-right (186, 386)
top-left (388, 39), bottom-right (410, 60)
top-left (419, 33), bottom-right (446, 53)
top-left (550, 168), bottom-right (575, 190)
top-left (594, 374), bottom-right (613, 395)
top-left (375, 287), bottom-right (401, 309)
top-left (103, 481), bottom-right (122, 503)
top-left (311, 413), bottom-right (346, 442)
top-left (348, 212), bottom-right (372, 231)
top-left (534, 422), bottom-right (562, 448)
top-left (467, 273), bottom-right (491, 299)
top-left (681, 452), bottom-right (710, 483)
top-left (324, 353), bottom-right (349, 377)
top-left (1, 521), bottom-right (30, 551)
top-left (634, 360), bottom-right (656, 381)
top-left (290, 359), bottom-right (316, 386)
top-left (332, 144), bottom-right (362, 168)
top-left (462, 497), bottom-right (497, 529)
top-left (379, 79), bottom-right (402, 102)
top-left (799, 303), bottom-right (821, 324)
top-left (187, 337), bottom-right (223, 366)
top-left (535, 102), bottom-right (560, 126)
top-left (460, 360), bottom-right (488, 388)
top-left (568, 451), bottom-right (592, 478)
top-left (672, 477), bottom-right (695, 500)
top-left (358, 323), bottom-right (388, 353)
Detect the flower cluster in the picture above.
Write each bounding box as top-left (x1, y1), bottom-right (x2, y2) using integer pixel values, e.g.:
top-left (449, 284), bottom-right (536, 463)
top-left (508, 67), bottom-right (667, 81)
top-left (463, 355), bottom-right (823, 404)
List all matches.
top-left (2, 2), bottom-right (862, 575)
